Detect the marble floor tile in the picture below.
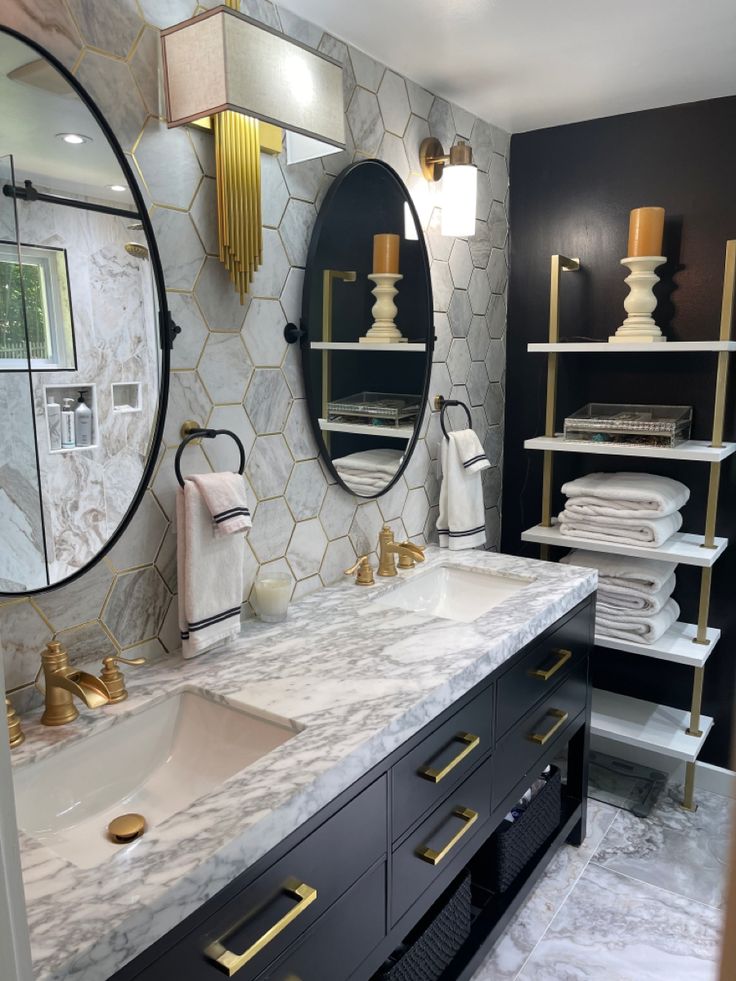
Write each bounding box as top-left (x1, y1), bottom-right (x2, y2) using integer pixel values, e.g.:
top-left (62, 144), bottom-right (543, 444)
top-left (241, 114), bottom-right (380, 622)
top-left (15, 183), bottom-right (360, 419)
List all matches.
top-left (471, 801), bottom-right (619, 981)
top-left (592, 784), bottom-right (732, 909)
top-left (517, 864), bottom-right (722, 981)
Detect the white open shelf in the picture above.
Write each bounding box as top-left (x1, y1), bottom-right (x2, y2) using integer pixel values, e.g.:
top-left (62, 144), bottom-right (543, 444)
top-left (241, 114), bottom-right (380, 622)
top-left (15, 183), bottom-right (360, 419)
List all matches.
top-left (524, 434), bottom-right (736, 463)
top-left (591, 689), bottom-right (713, 762)
top-left (595, 622), bottom-right (720, 668)
top-left (521, 523), bottom-right (728, 567)
top-left (319, 419), bottom-right (413, 439)
top-left (311, 341), bottom-right (427, 352)
top-left (528, 340), bottom-right (736, 353)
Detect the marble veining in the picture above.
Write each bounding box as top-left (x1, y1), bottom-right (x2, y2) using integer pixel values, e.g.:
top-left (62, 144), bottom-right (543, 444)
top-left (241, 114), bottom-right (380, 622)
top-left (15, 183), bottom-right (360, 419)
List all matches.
top-left (11, 547), bottom-right (595, 981)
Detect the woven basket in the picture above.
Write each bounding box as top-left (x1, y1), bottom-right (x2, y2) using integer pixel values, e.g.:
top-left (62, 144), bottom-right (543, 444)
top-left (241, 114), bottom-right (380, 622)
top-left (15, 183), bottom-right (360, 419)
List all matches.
top-left (489, 766), bottom-right (562, 893)
top-left (379, 872), bottom-right (472, 981)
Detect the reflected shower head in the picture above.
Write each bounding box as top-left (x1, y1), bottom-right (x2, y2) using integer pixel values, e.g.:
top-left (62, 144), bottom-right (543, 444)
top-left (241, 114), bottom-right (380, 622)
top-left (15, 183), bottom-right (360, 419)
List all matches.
top-left (125, 242), bottom-right (149, 259)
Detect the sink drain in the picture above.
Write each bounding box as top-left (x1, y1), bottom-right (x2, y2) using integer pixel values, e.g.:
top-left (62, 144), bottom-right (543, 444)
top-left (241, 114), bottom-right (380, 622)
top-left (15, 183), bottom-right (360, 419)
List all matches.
top-left (108, 813), bottom-right (146, 844)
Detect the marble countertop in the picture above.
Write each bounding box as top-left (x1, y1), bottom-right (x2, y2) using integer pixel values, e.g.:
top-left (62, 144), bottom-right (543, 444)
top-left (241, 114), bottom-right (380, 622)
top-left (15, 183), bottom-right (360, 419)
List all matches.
top-left (12, 547), bottom-right (596, 981)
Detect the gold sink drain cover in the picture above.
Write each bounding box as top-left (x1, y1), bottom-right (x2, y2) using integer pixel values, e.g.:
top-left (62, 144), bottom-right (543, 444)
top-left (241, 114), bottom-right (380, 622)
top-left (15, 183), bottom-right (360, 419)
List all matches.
top-left (108, 813), bottom-right (146, 844)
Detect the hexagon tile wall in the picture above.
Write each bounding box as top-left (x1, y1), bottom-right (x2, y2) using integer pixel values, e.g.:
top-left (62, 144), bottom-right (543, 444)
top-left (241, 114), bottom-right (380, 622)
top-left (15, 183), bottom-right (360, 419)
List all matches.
top-left (1, 0), bottom-right (509, 714)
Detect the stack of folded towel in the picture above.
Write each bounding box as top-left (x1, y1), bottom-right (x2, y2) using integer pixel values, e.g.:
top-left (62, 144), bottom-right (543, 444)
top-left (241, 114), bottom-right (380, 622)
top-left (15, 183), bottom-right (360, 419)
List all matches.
top-left (558, 472), bottom-right (690, 548)
top-left (333, 448), bottom-right (403, 495)
top-left (561, 551), bottom-right (679, 644)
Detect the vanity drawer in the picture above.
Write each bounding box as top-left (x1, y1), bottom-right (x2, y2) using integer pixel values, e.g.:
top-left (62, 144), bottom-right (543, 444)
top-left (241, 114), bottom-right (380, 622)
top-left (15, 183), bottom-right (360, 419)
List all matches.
top-left (133, 776), bottom-right (387, 981)
top-left (496, 606), bottom-right (590, 738)
top-left (391, 686), bottom-right (492, 840)
top-left (391, 757), bottom-right (492, 924)
top-left (261, 861), bottom-right (385, 980)
top-left (493, 661), bottom-right (587, 806)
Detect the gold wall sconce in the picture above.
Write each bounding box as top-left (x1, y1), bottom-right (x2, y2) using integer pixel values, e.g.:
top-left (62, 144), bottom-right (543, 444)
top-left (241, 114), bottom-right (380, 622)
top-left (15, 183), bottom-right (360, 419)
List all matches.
top-left (161, 4), bottom-right (346, 300)
top-left (419, 138), bottom-right (477, 238)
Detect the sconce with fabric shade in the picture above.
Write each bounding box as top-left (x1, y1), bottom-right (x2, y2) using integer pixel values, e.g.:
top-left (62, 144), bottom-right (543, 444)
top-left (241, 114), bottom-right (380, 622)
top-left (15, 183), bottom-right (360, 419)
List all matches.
top-left (419, 137), bottom-right (477, 238)
top-left (161, 5), bottom-right (345, 299)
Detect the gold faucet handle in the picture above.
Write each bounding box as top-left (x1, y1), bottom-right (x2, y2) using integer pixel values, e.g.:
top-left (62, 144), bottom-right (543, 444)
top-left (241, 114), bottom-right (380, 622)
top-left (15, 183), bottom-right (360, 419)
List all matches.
top-left (6, 696), bottom-right (24, 749)
top-left (344, 556), bottom-right (375, 586)
top-left (100, 655), bottom-right (146, 704)
top-left (397, 541), bottom-right (426, 569)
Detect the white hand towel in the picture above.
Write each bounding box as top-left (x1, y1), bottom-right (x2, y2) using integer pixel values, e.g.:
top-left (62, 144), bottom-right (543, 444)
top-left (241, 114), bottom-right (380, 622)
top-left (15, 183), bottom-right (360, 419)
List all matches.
top-left (559, 551), bottom-right (677, 593)
top-left (176, 481), bottom-right (245, 659)
top-left (561, 472), bottom-right (689, 517)
top-left (338, 474), bottom-right (387, 495)
top-left (596, 598), bottom-right (680, 645)
top-left (437, 430), bottom-right (489, 551)
top-left (188, 472), bottom-right (251, 537)
top-left (558, 509), bottom-right (682, 547)
top-left (598, 573), bottom-right (676, 613)
top-left (332, 448), bottom-right (403, 478)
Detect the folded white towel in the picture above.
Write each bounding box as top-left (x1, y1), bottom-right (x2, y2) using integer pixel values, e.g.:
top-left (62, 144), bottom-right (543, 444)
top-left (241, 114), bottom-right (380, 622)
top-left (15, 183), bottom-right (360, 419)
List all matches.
top-left (596, 598), bottom-right (680, 645)
top-left (598, 573), bottom-right (676, 613)
top-left (176, 480), bottom-right (245, 659)
top-left (558, 509), bottom-right (682, 547)
top-left (188, 472), bottom-right (251, 537)
top-left (339, 474), bottom-right (386, 495)
top-left (437, 430), bottom-right (489, 551)
top-left (560, 551), bottom-right (677, 593)
top-left (332, 448), bottom-right (403, 478)
top-left (561, 472), bottom-right (689, 518)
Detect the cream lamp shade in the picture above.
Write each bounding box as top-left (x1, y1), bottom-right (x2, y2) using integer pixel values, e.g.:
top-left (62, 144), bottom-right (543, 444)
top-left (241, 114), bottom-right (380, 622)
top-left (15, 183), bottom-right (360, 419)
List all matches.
top-left (441, 163), bottom-right (478, 237)
top-left (161, 6), bottom-right (346, 149)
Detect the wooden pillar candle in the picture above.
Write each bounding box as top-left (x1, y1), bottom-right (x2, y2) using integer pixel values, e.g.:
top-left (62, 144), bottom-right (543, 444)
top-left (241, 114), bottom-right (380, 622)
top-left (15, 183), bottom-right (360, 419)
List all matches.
top-left (372, 233), bottom-right (400, 274)
top-left (610, 206), bottom-right (667, 343)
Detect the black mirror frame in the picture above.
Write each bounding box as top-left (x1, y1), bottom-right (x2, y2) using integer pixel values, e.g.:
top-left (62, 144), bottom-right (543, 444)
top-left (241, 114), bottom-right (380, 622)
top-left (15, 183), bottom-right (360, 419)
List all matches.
top-left (0, 26), bottom-right (173, 597)
top-left (298, 159), bottom-right (434, 500)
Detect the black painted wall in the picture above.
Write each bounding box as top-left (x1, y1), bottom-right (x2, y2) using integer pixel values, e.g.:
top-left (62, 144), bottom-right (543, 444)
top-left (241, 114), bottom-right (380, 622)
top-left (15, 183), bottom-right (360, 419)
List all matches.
top-left (503, 95), bottom-right (736, 767)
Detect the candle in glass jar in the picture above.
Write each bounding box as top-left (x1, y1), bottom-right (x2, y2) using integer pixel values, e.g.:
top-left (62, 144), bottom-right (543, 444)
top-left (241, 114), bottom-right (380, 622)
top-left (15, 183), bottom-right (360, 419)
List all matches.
top-left (627, 206), bottom-right (665, 257)
top-left (253, 574), bottom-right (291, 623)
top-left (373, 233), bottom-right (400, 274)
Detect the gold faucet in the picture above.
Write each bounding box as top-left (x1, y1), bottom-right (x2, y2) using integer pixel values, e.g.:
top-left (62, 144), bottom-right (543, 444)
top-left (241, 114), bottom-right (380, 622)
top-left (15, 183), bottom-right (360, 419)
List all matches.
top-left (39, 641), bottom-right (111, 726)
top-left (377, 526), bottom-right (426, 577)
top-left (6, 696), bottom-right (24, 748)
top-left (344, 555), bottom-right (375, 586)
top-left (99, 654), bottom-right (146, 703)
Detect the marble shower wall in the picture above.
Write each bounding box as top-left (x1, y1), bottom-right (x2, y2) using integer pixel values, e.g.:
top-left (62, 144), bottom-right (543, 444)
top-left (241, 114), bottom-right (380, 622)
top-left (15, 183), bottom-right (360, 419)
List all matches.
top-left (0, 0), bottom-right (509, 713)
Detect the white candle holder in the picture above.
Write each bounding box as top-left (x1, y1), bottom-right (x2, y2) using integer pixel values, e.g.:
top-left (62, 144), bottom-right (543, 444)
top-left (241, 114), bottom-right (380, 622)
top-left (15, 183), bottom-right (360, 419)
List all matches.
top-left (609, 255), bottom-right (667, 343)
top-left (360, 273), bottom-right (407, 344)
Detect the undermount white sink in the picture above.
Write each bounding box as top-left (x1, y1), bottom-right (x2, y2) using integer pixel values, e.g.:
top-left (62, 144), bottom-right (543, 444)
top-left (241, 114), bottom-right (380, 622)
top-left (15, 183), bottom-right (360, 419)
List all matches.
top-left (373, 564), bottom-right (534, 623)
top-left (12, 690), bottom-right (301, 869)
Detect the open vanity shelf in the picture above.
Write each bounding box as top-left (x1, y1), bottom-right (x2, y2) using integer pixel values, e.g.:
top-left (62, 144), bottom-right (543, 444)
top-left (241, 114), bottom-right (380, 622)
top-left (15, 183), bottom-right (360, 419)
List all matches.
top-left (318, 418), bottom-right (414, 439)
top-left (522, 242), bottom-right (736, 809)
top-left (310, 341), bottom-right (427, 352)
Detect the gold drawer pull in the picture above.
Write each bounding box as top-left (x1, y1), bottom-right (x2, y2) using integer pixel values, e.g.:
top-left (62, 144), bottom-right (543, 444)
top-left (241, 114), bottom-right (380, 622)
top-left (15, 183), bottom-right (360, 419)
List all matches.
top-left (528, 708), bottom-right (569, 746)
top-left (416, 806), bottom-right (479, 865)
top-left (205, 880), bottom-right (317, 976)
top-left (528, 648), bottom-right (572, 681)
top-left (418, 732), bottom-right (480, 783)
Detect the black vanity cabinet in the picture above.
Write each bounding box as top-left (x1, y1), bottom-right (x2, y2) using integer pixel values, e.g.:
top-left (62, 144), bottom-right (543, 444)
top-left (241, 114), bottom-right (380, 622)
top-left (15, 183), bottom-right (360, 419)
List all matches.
top-left (111, 596), bottom-right (593, 981)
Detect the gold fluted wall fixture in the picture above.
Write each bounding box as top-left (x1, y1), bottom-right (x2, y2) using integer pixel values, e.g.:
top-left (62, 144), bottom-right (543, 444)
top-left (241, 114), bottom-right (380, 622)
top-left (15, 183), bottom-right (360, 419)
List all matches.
top-left (214, 110), bottom-right (263, 303)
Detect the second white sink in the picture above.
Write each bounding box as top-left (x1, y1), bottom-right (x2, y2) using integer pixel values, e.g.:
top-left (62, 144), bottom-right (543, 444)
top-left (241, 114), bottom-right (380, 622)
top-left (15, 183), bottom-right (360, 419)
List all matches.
top-left (12, 690), bottom-right (301, 869)
top-left (373, 564), bottom-right (533, 622)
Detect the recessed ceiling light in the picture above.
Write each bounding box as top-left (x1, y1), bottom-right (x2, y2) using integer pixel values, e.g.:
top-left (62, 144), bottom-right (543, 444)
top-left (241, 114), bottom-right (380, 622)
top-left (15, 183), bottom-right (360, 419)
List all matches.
top-left (56, 133), bottom-right (92, 145)
top-left (108, 184), bottom-right (127, 193)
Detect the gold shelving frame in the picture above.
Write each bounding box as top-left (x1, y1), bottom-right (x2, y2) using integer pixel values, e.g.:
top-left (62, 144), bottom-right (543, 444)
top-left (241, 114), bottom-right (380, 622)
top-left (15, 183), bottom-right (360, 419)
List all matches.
top-left (536, 241), bottom-right (735, 811)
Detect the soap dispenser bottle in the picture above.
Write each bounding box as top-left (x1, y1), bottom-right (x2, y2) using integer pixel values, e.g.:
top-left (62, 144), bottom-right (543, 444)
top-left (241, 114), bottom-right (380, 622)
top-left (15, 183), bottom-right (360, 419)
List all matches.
top-left (61, 397), bottom-right (76, 448)
top-left (46, 394), bottom-right (61, 451)
top-left (75, 390), bottom-right (92, 447)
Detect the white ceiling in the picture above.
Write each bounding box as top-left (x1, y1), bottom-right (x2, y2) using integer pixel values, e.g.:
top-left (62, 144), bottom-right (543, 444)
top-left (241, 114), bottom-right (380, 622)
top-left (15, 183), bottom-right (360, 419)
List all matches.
top-left (283, 0), bottom-right (736, 133)
top-left (0, 34), bottom-right (134, 206)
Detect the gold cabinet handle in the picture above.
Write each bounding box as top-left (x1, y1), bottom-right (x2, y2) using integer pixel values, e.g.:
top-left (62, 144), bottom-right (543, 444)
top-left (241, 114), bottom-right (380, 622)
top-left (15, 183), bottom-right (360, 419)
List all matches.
top-left (528, 648), bottom-right (572, 681)
top-left (528, 708), bottom-right (569, 745)
top-left (204, 881), bottom-right (317, 977)
top-left (418, 732), bottom-right (480, 783)
top-left (417, 806), bottom-right (478, 865)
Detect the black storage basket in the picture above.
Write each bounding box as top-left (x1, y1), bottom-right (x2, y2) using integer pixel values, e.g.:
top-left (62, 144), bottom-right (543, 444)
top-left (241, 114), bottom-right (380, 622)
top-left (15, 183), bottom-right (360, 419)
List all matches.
top-left (379, 872), bottom-right (472, 981)
top-left (489, 766), bottom-right (562, 893)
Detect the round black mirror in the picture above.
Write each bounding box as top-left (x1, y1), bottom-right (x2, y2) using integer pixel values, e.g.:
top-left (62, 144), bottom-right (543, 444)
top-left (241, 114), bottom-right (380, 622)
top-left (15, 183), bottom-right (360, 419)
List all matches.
top-left (295, 159), bottom-right (433, 498)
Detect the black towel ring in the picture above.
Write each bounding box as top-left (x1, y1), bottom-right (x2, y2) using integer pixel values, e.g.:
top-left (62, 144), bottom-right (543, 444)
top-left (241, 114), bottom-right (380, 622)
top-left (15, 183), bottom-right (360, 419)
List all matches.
top-left (175, 428), bottom-right (246, 487)
top-left (439, 398), bottom-right (472, 439)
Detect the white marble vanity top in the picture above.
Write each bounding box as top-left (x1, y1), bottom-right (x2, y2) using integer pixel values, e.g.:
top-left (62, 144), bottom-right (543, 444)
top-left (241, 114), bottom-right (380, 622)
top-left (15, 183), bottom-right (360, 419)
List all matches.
top-left (12, 547), bottom-right (596, 981)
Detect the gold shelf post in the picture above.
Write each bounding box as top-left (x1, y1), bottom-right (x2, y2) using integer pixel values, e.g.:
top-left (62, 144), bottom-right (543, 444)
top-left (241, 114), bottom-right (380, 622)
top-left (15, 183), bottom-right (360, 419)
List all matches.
top-left (541, 255), bottom-right (580, 559)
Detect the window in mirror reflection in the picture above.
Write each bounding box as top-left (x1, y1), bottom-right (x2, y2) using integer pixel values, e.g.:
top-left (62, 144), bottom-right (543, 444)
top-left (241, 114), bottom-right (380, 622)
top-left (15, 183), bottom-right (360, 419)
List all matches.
top-left (0, 241), bottom-right (75, 369)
